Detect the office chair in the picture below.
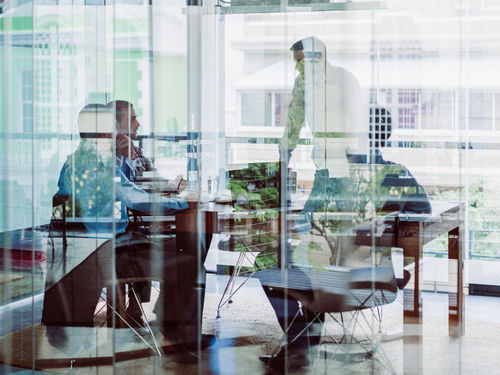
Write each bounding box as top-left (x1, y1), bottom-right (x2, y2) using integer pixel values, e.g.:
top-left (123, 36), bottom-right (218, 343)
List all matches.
top-left (256, 261), bottom-right (397, 374)
top-left (215, 232), bottom-right (265, 318)
top-left (48, 193), bottom-right (69, 256)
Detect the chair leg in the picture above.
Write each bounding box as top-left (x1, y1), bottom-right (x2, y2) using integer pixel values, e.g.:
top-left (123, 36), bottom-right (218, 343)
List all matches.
top-left (357, 309), bottom-right (396, 374)
top-left (320, 311), bottom-right (396, 374)
top-left (269, 308), bottom-right (305, 356)
top-left (218, 254), bottom-right (244, 310)
top-left (217, 253), bottom-right (256, 318)
top-left (268, 309), bottom-right (326, 359)
top-left (62, 202), bottom-right (67, 251)
top-left (129, 286), bottom-right (163, 357)
top-left (102, 291), bottom-right (159, 354)
top-left (48, 201), bottom-right (67, 257)
top-left (106, 284), bottom-right (127, 328)
top-left (48, 218), bottom-right (55, 258)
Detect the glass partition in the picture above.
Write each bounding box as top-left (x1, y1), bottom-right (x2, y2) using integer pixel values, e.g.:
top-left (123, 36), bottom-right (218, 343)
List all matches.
top-left (0, 1), bottom-right (197, 373)
top-left (1, 0), bottom-right (500, 374)
top-left (1, 2), bottom-right (35, 371)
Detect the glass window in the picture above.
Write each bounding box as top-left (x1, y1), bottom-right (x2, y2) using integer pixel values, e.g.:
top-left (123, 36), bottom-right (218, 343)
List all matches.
top-left (274, 92), bottom-right (292, 127)
top-left (241, 91), bottom-right (292, 127)
top-left (420, 91), bottom-right (454, 130)
top-left (6, 1), bottom-right (500, 373)
top-left (21, 71), bottom-right (33, 133)
top-left (397, 89), bottom-right (419, 129)
top-left (469, 90), bottom-right (493, 130)
top-left (241, 90), bottom-right (272, 126)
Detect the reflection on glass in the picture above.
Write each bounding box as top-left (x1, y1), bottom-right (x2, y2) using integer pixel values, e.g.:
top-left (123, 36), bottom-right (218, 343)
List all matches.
top-left (5, 0), bottom-right (500, 374)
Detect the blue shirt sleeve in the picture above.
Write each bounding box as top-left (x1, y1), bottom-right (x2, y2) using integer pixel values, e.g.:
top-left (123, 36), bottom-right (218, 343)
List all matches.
top-left (56, 161), bottom-right (69, 195)
top-left (115, 168), bottom-right (189, 215)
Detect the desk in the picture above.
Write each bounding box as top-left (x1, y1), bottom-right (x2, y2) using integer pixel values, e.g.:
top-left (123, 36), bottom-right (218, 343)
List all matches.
top-left (134, 176), bottom-right (186, 195)
top-left (245, 200), bottom-right (464, 373)
top-left (355, 201), bottom-right (464, 373)
top-left (152, 200), bottom-right (463, 374)
top-left (217, 202), bottom-right (464, 322)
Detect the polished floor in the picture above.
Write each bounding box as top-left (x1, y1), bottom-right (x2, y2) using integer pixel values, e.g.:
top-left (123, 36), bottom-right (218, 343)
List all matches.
top-left (1, 272), bottom-right (500, 374)
top-left (1, 233), bottom-right (500, 374)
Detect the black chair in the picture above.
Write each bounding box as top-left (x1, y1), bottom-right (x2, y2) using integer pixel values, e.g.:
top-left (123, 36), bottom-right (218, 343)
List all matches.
top-left (255, 260), bottom-right (398, 373)
top-left (126, 207), bottom-right (176, 236)
top-left (48, 193), bottom-right (69, 256)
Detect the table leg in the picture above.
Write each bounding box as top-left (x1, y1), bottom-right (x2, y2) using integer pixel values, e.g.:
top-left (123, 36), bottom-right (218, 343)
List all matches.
top-left (448, 226), bottom-right (464, 337)
top-left (174, 208), bottom-right (216, 344)
top-left (403, 222), bottom-right (423, 374)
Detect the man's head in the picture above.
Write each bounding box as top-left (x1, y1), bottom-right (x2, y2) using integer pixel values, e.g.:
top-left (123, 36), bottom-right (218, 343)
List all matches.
top-left (290, 37), bottom-right (326, 62)
top-left (290, 40), bottom-right (304, 62)
top-left (108, 100), bottom-right (141, 139)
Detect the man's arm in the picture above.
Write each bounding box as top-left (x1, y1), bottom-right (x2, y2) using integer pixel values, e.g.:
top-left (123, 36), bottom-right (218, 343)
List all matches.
top-left (116, 134), bottom-right (156, 173)
top-left (279, 74), bottom-right (305, 162)
top-left (115, 169), bottom-right (189, 215)
top-left (134, 145), bottom-right (156, 172)
top-left (56, 160), bottom-right (70, 195)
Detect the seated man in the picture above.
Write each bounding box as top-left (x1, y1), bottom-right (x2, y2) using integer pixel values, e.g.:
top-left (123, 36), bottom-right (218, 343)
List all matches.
top-left (337, 105), bottom-right (431, 279)
top-left (42, 103), bottom-right (210, 362)
top-left (107, 100), bottom-right (185, 326)
top-left (366, 105), bottom-right (431, 214)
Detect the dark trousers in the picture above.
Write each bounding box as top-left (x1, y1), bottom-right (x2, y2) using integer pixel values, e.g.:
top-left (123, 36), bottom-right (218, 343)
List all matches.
top-left (263, 283), bottom-right (324, 352)
top-left (41, 232), bottom-right (205, 344)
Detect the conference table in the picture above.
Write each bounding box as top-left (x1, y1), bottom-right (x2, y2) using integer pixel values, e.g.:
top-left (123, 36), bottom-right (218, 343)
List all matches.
top-left (131, 183), bottom-right (465, 335)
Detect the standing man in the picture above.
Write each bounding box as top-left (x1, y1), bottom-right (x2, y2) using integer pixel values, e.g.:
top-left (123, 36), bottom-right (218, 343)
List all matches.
top-left (259, 36), bottom-right (365, 372)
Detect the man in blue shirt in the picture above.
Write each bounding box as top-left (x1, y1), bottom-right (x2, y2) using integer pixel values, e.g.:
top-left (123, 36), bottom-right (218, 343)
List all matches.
top-left (42, 104), bottom-right (208, 361)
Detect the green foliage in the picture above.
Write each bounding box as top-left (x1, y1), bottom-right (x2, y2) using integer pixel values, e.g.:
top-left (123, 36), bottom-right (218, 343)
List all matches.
top-left (228, 162), bottom-right (280, 268)
top-left (255, 208), bottom-right (278, 223)
top-left (229, 162), bottom-right (280, 210)
top-left (308, 163), bottom-right (423, 231)
top-left (430, 180), bottom-right (500, 259)
top-left (62, 140), bottom-right (115, 218)
top-left (227, 161), bottom-right (433, 269)
top-left (254, 253), bottom-right (278, 269)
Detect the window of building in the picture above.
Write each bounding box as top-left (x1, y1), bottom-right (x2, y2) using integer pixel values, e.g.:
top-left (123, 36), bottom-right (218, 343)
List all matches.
top-left (469, 90), bottom-right (493, 131)
top-left (494, 93), bottom-right (500, 130)
top-left (420, 91), bottom-right (454, 130)
top-left (397, 89), bottom-right (420, 129)
top-left (21, 71), bottom-right (33, 133)
top-left (241, 90), bottom-right (292, 127)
